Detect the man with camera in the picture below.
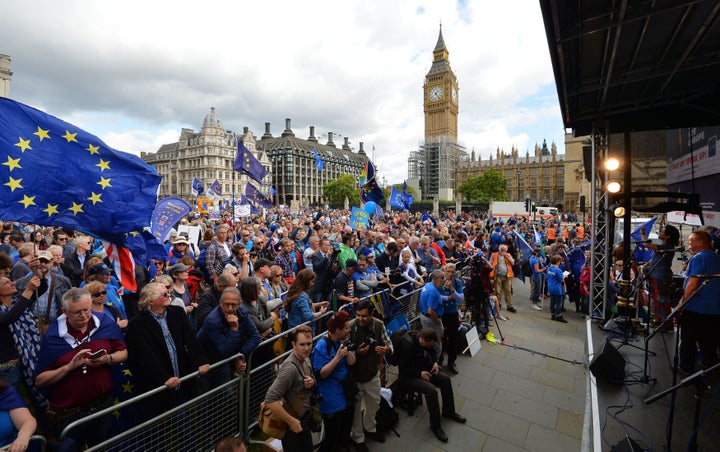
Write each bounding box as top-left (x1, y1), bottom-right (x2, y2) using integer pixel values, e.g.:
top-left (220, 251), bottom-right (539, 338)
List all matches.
top-left (396, 328), bottom-right (466, 443)
top-left (347, 300), bottom-right (392, 451)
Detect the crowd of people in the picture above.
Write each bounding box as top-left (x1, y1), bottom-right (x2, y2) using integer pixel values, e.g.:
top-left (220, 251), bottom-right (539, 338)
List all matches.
top-left (0, 206), bottom-right (718, 451)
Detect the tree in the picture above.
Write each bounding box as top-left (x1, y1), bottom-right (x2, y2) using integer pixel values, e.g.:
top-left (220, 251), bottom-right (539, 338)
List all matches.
top-left (323, 174), bottom-right (358, 206)
top-left (458, 168), bottom-right (509, 204)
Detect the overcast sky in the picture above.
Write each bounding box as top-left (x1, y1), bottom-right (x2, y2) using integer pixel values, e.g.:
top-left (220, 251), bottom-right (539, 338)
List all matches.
top-left (0, 0), bottom-right (564, 185)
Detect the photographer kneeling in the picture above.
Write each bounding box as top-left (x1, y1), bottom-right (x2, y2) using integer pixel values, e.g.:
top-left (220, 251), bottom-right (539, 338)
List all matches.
top-left (347, 300), bottom-right (393, 451)
top-left (312, 311), bottom-right (357, 452)
top-left (397, 328), bottom-right (466, 443)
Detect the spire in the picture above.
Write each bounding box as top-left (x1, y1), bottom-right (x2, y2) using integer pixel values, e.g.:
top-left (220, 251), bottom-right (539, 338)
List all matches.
top-left (434, 24), bottom-right (447, 53)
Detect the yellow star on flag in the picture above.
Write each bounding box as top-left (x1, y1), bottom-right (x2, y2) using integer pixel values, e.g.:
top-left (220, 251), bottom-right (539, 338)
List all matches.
top-left (4, 177), bottom-right (23, 192)
top-left (87, 192), bottom-right (102, 205)
top-left (122, 368), bottom-right (132, 376)
top-left (2, 156), bottom-right (21, 172)
top-left (86, 144), bottom-right (100, 155)
top-left (62, 130), bottom-right (78, 143)
top-left (96, 159), bottom-right (110, 171)
top-left (68, 202), bottom-right (84, 215)
top-left (97, 177), bottom-right (112, 189)
top-left (18, 195), bottom-right (36, 209)
top-left (34, 126), bottom-right (50, 141)
top-left (14, 137), bottom-right (32, 153)
top-left (43, 204), bottom-right (59, 216)
top-left (121, 381), bottom-right (134, 393)
top-left (129, 230), bottom-right (139, 237)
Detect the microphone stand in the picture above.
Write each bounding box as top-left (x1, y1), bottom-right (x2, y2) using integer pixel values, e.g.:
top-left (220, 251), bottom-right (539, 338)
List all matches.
top-left (645, 361), bottom-right (720, 452)
top-left (642, 277), bottom-right (710, 451)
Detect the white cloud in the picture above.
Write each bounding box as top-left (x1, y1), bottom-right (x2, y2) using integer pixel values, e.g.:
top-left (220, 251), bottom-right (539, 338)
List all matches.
top-left (0, 0), bottom-right (564, 184)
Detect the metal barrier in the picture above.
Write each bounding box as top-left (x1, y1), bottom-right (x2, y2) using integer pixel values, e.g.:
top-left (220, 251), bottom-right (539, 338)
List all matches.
top-left (0, 434), bottom-right (47, 451)
top-left (54, 286), bottom-right (425, 450)
top-left (60, 353), bottom-right (246, 451)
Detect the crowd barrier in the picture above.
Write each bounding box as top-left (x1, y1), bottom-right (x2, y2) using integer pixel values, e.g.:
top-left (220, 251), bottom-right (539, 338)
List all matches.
top-left (0, 434), bottom-right (47, 451)
top-left (55, 286), bottom-right (424, 451)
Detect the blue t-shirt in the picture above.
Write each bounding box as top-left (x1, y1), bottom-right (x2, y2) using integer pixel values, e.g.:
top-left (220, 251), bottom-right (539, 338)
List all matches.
top-left (312, 336), bottom-right (349, 415)
top-left (419, 282), bottom-right (444, 317)
top-left (0, 386), bottom-right (26, 446)
top-left (440, 278), bottom-right (463, 315)
top-left (529, 256), bottom-right (544, 276)
top-left (684, 250), bottom-right (720, 315)
top-left (546, 266), bottom-right (565, 296)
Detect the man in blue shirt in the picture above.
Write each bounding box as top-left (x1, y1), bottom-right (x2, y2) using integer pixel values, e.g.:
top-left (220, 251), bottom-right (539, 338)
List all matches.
top-left (419, 270), bottom-right (446, 360)
top-left (680, 231), bottom-right (720, 374)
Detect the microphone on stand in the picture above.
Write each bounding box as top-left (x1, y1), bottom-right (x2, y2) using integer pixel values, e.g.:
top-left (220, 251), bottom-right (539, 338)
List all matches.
top-left (654, 247), bottom-right (685, 253)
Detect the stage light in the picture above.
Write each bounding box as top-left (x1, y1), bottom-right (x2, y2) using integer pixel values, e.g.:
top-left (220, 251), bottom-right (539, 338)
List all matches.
top-left (606, 180), bottom-right (622, 193)
top-left (614, 206), bottom-right (626, 217)
top-left (604, 157), bottom-right (620, 171)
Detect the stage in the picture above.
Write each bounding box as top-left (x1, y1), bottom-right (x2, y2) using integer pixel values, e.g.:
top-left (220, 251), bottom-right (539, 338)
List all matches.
top-left (588, 317), bottom-right (720, 452)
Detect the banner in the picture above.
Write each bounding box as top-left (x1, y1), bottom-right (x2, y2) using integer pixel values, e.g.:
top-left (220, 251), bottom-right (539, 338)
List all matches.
top-left (151, 197), bottom-right (192, 243)
top-left (197, 198), bottom-right (212, 213)
top-left (234, 204), bottom-right (252, 217)
top-left (350, 206), bottom-right (369, 229)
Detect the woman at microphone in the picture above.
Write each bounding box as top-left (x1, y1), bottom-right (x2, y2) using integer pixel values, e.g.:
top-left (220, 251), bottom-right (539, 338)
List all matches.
top-left (640, 224), bottom-right (680, 329)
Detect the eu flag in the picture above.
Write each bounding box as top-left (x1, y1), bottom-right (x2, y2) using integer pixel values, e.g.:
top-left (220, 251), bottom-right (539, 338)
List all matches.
top-left (207, 179), bottom-right (222, 197)
top-left (313, 148), bottom-right (324, 172)
top-left (0, 97), bottom-right (161, 234)
top-left (245, 183), bottom-right (272, 209)
top-left (512, 230), bottom-right (534, 283)
top-left (390, 187), bottom-right (405, 209)
top-left (191, 177), bottom-right (204, 196)
top-left (234, 141), bottom-right (267, 183)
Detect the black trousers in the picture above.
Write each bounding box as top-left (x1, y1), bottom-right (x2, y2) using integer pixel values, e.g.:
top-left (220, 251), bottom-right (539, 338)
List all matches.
top-left (679, 310), bottom-right (720, 373)
top-left (402, 372), bottom-right (455, 428)
top-left (442, 313), bottom-right (460, 365)
top-left (282, 428), bottom-right (313, 452)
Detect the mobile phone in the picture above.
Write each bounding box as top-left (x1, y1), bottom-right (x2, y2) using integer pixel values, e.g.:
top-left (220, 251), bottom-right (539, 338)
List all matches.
top-left (89, 349), bottom-right (107, 360)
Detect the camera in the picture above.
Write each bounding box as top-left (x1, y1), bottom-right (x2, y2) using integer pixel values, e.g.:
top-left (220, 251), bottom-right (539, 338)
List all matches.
top-left (362, 336), bottom-right (377, 348)
top-left (342, 339), bottom-right (357, 351)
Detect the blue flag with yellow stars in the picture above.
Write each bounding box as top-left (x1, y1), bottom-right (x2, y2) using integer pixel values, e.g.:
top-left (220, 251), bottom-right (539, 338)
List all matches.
top-left (234, 140), bottom-right (267, 183)
top-left (244, 183), bottom-right (272, 209)
top-left (0, 98), bottom-right (161, 235)
top-left (313, 148), bottom-right (324, 172)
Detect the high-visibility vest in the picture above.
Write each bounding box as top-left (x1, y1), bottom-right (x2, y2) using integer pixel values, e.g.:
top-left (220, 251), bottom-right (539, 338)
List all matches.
top-left (489, 252), bottom-right (514, 279)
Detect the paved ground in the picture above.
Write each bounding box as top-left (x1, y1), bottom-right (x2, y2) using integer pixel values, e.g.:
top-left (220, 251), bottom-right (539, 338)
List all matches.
top-left (373, 281), bottom-right (589, 452)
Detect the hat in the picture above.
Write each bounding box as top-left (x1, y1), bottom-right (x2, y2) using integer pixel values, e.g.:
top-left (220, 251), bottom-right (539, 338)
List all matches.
top-left (253, 258), bottom-right (273, 273)
top-left (292, 219), bottom-right (299, 226)
top-left (269, 224), bottom-right (278, 232)
top-left (361, 249), bottom-right (373, 257)
top-left (87, 263), bottom-right (111, 276)
top-left (37, 250), bottom-right (53, 261)
top-left (167, 263), bottom-right (190, 276)
top-left (345, 259), bottom-right (358, 269)
top-left (265, 297), bottom-right (284, 312)
top-left (173, 237), bottom-right (189, 246)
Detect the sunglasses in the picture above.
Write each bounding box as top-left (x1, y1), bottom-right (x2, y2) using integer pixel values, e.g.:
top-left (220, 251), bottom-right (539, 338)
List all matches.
top-left (91, 291), bottom-right (107, 297)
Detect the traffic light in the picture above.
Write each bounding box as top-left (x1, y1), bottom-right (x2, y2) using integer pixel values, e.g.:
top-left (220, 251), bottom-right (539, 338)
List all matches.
top-left (525, 197), bottom-right (532, 213)
top-left (579, 195), bottom-right (586, 213)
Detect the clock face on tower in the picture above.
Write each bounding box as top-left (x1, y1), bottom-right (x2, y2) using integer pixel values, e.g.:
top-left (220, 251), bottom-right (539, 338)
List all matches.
top-left (451, 86), bottom-right (458, 103)
top-left (429, 85), bottom-right (444, 102)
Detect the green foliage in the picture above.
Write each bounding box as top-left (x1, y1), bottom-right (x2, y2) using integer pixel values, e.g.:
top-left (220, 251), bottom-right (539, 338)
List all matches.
top-left (323, 174), bottom-right (359, 206)
top-left (458, 167), bottom-right (509, 204)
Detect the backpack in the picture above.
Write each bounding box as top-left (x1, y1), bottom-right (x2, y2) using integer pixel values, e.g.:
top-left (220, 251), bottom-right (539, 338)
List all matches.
top-left (374, 395), bottom-right (399, 435)
top-left (385, 329), bottom-right (411, 366)
top-left (195, 248), bottom-right (213, 284)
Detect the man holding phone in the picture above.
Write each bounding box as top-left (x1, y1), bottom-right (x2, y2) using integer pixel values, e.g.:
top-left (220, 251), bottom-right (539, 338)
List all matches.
top-left (35, 287), bottom-right (127, 449)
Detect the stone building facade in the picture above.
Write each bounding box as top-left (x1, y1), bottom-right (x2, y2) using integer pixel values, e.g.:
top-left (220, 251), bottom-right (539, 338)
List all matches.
top-left (456, 140), bottom-right (567, 208)
top-left (0, 53), bottom-right (11, 98)
top-left (141, 108), bottom-right (272, 205)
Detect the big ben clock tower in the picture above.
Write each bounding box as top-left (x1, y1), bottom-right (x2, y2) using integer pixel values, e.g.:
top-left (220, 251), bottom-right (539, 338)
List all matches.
top-left (424, 25), bottom-right (459, 141)
top-left (409, 25), bottom-right (464, 202)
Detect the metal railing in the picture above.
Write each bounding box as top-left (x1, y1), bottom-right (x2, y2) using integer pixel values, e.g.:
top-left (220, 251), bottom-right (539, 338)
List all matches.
top-left (0, 434), bottom-right (47, 451)
top-left (56, 286), bottom-right (425, 451)
top-left (60, 353), bottom-right (246, 451)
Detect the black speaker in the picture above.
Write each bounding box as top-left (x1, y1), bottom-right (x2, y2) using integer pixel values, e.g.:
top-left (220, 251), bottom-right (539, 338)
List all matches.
top-left (582, 143), bottom-right (593, 182)
top-left (610, 435), bottom-right (642, 452)
top-left (590, 341), bottom-right (626, 383)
